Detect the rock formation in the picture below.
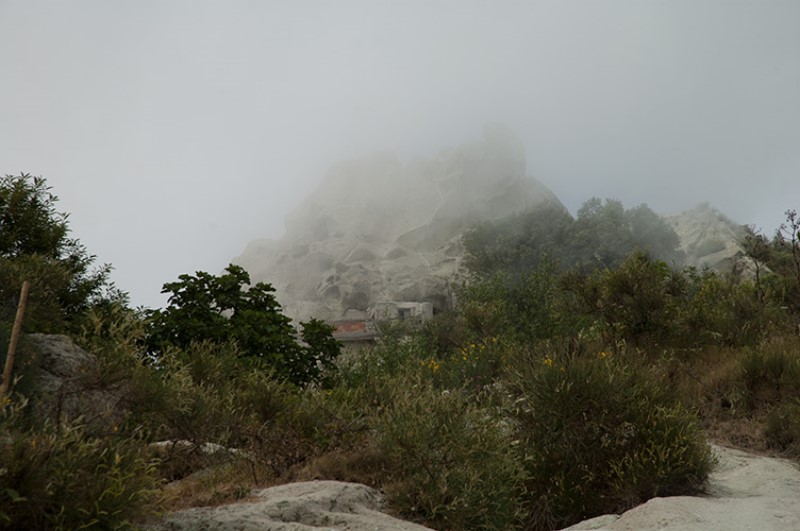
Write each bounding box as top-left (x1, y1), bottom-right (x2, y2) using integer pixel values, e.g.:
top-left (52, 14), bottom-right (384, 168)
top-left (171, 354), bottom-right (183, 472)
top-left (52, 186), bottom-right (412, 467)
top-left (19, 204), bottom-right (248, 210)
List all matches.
top-left (664, 203), bottom-right (753, 275)
top-left (18, 333), bottom-right (126, 430)
top-left (151, 480), bottom-right (431, 530)
top-left (234, 129), bottom-right (753, 324)
top-left (233, 124), bottom-right (566, 322)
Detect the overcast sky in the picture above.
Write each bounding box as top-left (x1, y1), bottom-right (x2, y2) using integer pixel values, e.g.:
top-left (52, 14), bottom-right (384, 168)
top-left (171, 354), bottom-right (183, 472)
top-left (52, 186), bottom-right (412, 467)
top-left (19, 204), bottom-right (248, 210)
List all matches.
top-left (2, 1), bottom-right (799, 309)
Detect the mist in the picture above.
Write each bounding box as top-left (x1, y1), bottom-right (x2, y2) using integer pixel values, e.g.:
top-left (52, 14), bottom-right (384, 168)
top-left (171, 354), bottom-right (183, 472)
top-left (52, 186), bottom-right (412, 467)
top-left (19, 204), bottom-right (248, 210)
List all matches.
top-left (1, 0), bottom-right (798, 309)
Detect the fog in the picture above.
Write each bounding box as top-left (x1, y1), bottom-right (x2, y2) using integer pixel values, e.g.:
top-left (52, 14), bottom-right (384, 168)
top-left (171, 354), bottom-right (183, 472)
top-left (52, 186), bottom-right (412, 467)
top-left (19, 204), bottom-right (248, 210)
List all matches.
top-left (1, 1), bottom-right (799, 309)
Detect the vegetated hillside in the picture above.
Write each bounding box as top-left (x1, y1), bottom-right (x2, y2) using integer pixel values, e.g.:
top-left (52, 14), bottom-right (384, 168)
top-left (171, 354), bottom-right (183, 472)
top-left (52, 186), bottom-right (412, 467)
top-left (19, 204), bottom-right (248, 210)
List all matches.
top-left (234, 126), bottom-right (751, 324)
top-left (5, 170), bottom-right (800, 531)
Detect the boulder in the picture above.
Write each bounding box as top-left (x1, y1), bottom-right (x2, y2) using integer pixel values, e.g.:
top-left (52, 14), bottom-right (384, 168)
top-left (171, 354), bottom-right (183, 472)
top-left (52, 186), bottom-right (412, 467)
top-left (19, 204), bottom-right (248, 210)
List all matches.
top-left (17, 333), bottom-right (125, 429)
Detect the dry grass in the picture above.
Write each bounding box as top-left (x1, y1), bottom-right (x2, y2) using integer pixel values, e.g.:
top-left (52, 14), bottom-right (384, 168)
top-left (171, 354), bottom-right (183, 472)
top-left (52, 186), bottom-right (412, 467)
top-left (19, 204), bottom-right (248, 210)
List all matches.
top-left (157, 445), bottom-right (393, 516)
top-left (704, 418), bottom-right (774, 455)
top-left (286, 446), bottom-right (391, 488)
top-left (160, 460), bottom-right (263, 511)
top-left (655, 336), bottom-right (800, 458)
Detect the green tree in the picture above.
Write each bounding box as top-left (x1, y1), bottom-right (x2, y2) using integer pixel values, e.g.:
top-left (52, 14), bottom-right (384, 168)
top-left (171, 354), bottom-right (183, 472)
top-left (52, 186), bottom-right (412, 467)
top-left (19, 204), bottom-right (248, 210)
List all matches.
top-left (145, 265), bottom-right (340, 386)
top-left (569, 197), bottom-right (630, 269)
top-left (627, 203), bottom-right (684, 265)
top-left (742, 210), bottom-right (800, 313)
top-left (463, 197), bottom-right (683, 279)
top-left (742, 225), bottom-right (772, 303)
top-left (463, 202), bottom-right (573, 276)
top-left (297, 318), bottom-right (340, 386)
top-left (569, 199), bottom-right (683, 270)
top-left (0, 173), bottom-right (123, 333)
top-left (773, 209), bottom-right (800, 310)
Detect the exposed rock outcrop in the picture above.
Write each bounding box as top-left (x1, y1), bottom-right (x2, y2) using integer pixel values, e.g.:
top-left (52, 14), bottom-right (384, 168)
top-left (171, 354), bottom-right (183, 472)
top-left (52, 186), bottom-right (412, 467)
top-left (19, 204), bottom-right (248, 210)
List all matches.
top-left (151, 445), bottom-right (800, 531)
top-left (234, 125), bottom-right (566, 322)
top-left (664, 203), bottom-right (753, 276)
top-left (151, 480), bottom-right (431, 530)
top-left (18, 333), bottom-right (125, 429)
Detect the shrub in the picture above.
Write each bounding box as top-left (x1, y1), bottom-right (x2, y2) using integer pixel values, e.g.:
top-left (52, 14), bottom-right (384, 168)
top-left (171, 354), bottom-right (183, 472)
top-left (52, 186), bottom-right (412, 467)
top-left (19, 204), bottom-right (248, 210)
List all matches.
top-left (377, 378), bottom-right (527, 530)
top-left (0, 399), bottom-right (161, 530)
top-left (580, 251), bottom-right (679, 345)
top-left (678, 271), bottom-right (780, 347)
top-left (415, 311), bottom-right (470, 359)
top-left (130, 342), bottom-right (346, 484)
top-left (739, 337), bottom-right (800, 412)
top-left (764, 399), bottom-right (800, 457)
top-left (460, 261), bottom-right (572, 344)
top-left (732, 337), bottom-right (800, 456)
top-left (505, 346), bottom-right (713, 530)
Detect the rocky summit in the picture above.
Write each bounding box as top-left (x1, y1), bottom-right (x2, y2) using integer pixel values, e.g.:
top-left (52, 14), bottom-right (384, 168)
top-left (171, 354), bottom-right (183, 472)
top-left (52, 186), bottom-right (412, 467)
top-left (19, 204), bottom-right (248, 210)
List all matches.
top-left (233, 127), bottom-right (750, 324)
top-left (664, 202), bottom-right (752, 275)
top-left (233, 124), bottom-right (565, 323)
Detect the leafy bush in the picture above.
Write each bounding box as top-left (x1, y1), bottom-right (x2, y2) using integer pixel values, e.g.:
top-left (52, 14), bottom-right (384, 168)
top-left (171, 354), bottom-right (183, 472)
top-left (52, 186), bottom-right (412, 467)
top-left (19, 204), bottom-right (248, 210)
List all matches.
top-left (570, 251), bottom-right (683, 346)
top-left (732, 337), bottom-right (800, 456)
top-left (377, 378), bottom-right (527, 530)
top-left (460, 260), bottom-right (578, 344)
top-left (129, 341), bottom-right (353, 485)
top-left (0, 400), bottom-right (161, 530)
top-left (739, 337), bottom-right (800, 412)
top-left (677, 271), bottom-right (781, 347)
top-left (563, 254), bottom-right (782, 348)
top-left (764, 400), bottom-right (800, 457)
top-left (505, 346), bottom-right (713, 530)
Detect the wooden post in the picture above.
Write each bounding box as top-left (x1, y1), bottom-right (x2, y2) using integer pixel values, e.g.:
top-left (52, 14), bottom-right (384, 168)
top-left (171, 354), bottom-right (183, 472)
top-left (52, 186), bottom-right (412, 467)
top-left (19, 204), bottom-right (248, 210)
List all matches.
top-left (1, 281), bottom-right (30, 399)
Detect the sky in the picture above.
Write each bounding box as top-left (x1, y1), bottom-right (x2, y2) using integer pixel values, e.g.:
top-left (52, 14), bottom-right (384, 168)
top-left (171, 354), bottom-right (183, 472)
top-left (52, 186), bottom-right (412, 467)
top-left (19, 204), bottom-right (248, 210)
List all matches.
top-left (1, 0), bottom-right (799, 309)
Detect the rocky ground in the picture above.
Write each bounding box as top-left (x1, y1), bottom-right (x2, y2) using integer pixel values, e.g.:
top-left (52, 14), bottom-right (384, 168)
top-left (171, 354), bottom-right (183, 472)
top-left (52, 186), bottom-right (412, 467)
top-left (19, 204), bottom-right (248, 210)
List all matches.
top-left (150, 480), bottom-right (431, 530)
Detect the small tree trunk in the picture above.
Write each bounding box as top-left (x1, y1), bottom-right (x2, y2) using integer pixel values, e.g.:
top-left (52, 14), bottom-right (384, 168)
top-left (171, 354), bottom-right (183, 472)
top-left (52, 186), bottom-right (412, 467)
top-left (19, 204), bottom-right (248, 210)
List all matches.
top-left (1, 281), bottom-right (30, 399)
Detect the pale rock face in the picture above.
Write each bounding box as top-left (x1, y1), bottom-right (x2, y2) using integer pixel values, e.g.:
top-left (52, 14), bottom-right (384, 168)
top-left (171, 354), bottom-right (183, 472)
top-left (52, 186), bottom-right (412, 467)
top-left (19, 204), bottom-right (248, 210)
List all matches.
top-left (664, 203), bottom-right (753, 275)
top-left (232, 125), bottom-right (566, 322)
top-left (151, 480), bottom-right (432, 530)
top-left (20, 334), bottom-right (127, 430)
